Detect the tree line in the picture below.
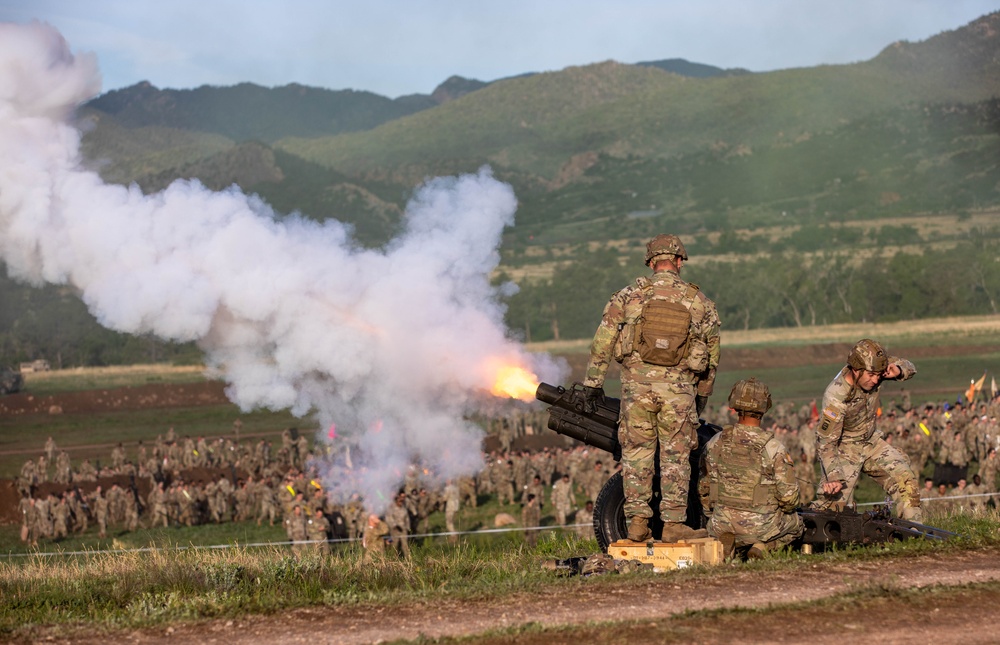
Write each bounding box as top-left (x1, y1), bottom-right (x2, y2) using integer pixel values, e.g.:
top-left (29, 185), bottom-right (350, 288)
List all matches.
top-left (501, 239), bottom-right (1000, 343)
top-left (1, 239), bottom-right (997, 367)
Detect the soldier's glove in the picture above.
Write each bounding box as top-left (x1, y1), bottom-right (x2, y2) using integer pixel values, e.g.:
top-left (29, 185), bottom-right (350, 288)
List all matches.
top-left (695, 395), bottom-right (709, 418)
top-left (581, 385), bottom-right (605, 414)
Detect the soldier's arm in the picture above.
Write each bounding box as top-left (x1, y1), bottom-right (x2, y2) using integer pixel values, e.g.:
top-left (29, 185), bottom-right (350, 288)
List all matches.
top-left (885, 357), bottom-right (916, 382)
top-left (583, 291), bottom-right (627, 388)
top-left (767, 440), bottom-right (801, 512)
top-left (698, 301), bottom-right (722, 396)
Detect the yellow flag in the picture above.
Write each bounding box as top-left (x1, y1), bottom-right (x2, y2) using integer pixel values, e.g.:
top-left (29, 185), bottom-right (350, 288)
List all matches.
top-left (974, 371), bottom-right (987, 392)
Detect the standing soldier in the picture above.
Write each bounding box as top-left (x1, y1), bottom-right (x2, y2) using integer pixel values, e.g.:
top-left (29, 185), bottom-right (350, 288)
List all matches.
top-left (815, 339), bottom-right (923, 521)
top-left (54, 451), bottom-right (71, 485)
top-left (493, 458), bottom-right (515, 506)
top-left (17, 494), bottom-right (35, 542)
top-left (257, 482), bottom-right (279, 527)
top-left (111, 442), bottom-right (126, 470)
top-left (700, 378), bottom-right (804, 559)
top-left (362, 513), bottom-right (389, 561)
top-left (551, 473), bottom-right (574, 526)
top-left (443, 479), bottom-right (461, 544)
top-left (521, 494), bottom-right (541, 547)
top-left (148, 481), bottom-right (169, 528)
top-left (285, 504), bottom-right (308, 555)
top-left (793, 452), bottom-right (816, 506)
top-left (583, 234), bottom-right (721, 542)
top-left (17, 459), bottom-right (36, 496)
top-left (92, 486), bottom-right (109, 538)
top-left (307, 508), bottom-right (330, 554)
top-left (384, 492), bottom-right (411, 558)
top-left (52, 494), bottom-right (71, 540)
top-left (45, 436), bottom-right (57, 463)
top-left (575, 500), bottom-right (594, 539)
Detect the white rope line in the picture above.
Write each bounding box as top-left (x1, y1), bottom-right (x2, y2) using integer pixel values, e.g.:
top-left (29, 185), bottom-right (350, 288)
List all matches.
top-left (856, 491), bottom-right (997, 507)
top-left (0, 523), bottom-right (592, 559)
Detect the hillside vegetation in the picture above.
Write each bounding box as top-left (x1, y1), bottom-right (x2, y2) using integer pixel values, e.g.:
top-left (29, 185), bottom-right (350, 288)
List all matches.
top-left (2, 13), bottom-right (1000, 366)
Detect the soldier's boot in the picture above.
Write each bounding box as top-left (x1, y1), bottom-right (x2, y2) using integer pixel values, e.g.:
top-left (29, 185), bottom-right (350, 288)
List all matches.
top-left (717, 532), bottom-right (736, 560)
top-left (900, 503), bottom-right (924, 524)
top-left (747, 542), bottom-right (768, 560)
top-left (661, 522), bottom-right (709, 542)
top-left (626, 516), bottom-right (652, 542)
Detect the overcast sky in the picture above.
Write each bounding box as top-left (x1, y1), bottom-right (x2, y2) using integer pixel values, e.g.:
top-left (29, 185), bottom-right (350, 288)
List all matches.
top-left (3, 0), bottom-right (999, 98)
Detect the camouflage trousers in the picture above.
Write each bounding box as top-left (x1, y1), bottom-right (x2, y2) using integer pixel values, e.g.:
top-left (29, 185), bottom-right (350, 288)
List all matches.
top-left (708, 506), bottom-right (804, 550)
top-left (619, 379), bottom-right (697, 523)
top-left (816, 437), bottom-right (923, 522)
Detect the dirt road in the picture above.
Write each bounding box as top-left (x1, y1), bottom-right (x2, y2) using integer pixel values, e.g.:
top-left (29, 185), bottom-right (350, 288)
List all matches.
top-left (23, 547), bottom-right (1000, 645)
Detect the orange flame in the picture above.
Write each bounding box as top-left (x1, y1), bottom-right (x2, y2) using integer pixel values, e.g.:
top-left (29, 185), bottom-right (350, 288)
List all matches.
top-left (490, 364), bottom-right (539, 402)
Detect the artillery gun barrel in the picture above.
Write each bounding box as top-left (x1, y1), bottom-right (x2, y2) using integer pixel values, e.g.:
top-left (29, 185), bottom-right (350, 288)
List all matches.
top-left (535, 382), bottom-right (622, 460)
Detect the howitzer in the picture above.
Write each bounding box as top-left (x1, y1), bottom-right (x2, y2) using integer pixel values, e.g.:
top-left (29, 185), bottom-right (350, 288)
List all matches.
top-left (536, 381), bottom-right (956, 553)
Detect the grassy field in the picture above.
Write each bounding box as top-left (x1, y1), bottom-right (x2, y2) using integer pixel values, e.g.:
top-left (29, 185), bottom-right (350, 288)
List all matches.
top-left (0, 511), bottom-right (994, 640)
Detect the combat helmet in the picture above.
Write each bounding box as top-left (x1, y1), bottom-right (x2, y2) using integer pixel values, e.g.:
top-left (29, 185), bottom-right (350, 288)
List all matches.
top-left (847, 338), bottom-right (888, 373)
top-left (728, 377), bottom-right (772, 417)
top-left (645, 234), bottom-right (688, 265)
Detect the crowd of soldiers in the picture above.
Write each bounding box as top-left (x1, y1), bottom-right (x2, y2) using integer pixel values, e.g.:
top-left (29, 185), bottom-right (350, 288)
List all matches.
top-left (14, 416), bottom-right (605, 551)
top-left (15, 390), bottom-right (1000, 550)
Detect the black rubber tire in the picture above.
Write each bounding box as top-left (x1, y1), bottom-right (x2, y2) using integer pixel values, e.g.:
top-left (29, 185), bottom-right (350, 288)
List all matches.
top-left (593, 421), bottom-right (721, 552)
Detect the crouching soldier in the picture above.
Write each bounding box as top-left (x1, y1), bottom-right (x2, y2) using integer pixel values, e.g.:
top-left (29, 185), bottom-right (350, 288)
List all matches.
top-left (700, 378), bottom-right (803, 559)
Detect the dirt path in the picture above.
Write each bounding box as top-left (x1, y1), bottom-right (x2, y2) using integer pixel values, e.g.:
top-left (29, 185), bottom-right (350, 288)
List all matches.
top-left (26, 548), bottom-right (1000, 645)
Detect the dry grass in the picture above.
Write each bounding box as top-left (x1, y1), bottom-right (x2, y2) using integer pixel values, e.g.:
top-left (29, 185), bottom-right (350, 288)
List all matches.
top-left (529, 314), bottom-right (1000, 354)
top-left (22, 364), bottom-right (207, 393)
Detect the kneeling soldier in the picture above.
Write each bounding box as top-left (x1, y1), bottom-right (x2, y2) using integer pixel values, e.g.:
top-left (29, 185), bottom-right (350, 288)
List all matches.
top-left (700, 378), bottom-right (803, 559)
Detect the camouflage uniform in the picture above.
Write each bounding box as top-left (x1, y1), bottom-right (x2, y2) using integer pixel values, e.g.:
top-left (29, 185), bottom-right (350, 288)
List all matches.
top-left (574, 502), bottom-right (594, 539)
top-left (550, 475), bottom-right (574, 526)
top-left (584, 235), bottom-right (720, 537)
top-left (306, 509), bottom-right (330, 553)
top-left (700, 422), bottom-right (804, 555)
top-left (384, 496), bottom-right (411, 558)
top-left (815, 342), bottom-right (922, 521)
top-left (362, 515), bottom-right (389, 561)
top-left (521, 495), bottom-right (541, 547)
top-left (443, 480), bottom-right (461, 542)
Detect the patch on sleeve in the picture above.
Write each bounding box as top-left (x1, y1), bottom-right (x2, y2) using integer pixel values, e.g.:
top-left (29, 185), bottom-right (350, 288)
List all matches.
top-left (822, 408), bottom-right (840, 421)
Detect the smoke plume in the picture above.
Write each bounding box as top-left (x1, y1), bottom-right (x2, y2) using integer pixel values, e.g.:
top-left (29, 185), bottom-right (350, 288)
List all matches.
top-left (0, 22), bottom-right (566, 511)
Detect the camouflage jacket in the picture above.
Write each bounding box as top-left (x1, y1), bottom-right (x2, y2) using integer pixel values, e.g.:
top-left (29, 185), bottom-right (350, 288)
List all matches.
top-left (583, 268), bottom-right (720, 394)
top-left (700, 423), bottom-right (799, 514)
top-left (817, 359), bottom-right (916, 482)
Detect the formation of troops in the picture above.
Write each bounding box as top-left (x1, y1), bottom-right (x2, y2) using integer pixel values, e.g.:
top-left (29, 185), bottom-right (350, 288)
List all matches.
top-left (14, 417), bottom-right (613, 552)
top-left (14, 384), bottom-right (1000, 554)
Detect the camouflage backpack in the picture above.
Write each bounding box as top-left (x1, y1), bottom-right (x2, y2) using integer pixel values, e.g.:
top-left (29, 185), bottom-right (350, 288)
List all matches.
top-left (632, 281), bottom-right (700, 368)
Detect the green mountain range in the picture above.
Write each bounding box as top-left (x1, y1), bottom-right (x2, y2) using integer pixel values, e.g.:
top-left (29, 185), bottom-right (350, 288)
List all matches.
top-left (4, 12), bottom-right (1000, 365)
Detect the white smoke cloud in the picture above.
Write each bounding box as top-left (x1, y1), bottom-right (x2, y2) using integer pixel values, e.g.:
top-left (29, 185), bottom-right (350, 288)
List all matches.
top-left (0, 22), bottom-right (567, 512)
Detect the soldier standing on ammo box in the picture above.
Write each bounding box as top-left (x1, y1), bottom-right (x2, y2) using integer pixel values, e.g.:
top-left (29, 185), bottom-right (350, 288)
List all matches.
top-left (582, 234), bottom-right (721, 543)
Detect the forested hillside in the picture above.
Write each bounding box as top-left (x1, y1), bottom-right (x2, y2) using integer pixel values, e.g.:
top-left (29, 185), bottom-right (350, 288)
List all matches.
top-left (3, 12), bottom-right (1000, 366)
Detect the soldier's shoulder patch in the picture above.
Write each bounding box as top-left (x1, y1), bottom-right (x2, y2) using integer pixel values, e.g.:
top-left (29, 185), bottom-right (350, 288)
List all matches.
top-left (822, 408), bottom-right (840, 421)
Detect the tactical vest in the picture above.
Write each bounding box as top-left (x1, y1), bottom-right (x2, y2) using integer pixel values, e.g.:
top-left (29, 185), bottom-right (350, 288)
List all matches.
top-left (631, 280), bottom-right (700, 367)
top-left (707, 424), bottom-right (776, 512)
